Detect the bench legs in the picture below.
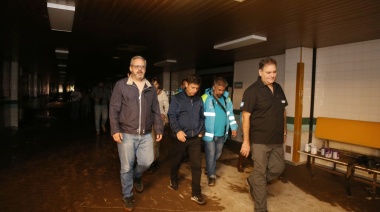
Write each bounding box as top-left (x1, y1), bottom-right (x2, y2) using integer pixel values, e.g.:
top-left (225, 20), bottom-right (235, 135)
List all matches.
top-left (371, 173), bottom-right (377, 200)
top-left (345, 164), bottom-right (355, 196)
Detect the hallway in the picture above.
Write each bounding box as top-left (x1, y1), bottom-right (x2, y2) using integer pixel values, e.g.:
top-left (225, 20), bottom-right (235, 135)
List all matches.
top-left (0, 107), bottom-right (379, 212)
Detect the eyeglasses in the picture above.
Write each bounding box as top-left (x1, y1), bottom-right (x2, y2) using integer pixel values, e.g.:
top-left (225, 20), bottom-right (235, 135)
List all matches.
top-left (131, 65), bottom-right (146, 70)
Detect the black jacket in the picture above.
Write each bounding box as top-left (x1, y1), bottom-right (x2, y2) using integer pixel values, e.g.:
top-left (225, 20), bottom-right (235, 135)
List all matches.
top-left (109, 77), bottom-right (164, 136)
top-left (168, 91), bottom-right (205, 138)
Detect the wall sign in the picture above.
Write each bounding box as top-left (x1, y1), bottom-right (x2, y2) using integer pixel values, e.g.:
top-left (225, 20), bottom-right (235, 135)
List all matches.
top-left (234, 82), bottom-right (243, 89)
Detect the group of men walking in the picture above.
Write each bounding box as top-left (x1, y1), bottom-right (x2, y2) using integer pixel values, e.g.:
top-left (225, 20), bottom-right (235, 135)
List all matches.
top-left (109, 55), bottom-right (288, 212)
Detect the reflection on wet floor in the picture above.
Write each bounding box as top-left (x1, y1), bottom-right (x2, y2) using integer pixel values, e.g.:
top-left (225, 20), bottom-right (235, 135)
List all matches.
top-left (1, 106), bottom-right (379, 211)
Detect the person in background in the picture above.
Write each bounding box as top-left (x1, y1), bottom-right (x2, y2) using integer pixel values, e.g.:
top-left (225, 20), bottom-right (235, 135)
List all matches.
top-left (177, 78), bottom-right (187, 93)
top-left (81, 88), bottom-right (91, 120)
top-left (109, 55), bottom-right (164, 211)
top-left (202, 77), bottom-right (238, 186)
top-left (168, 74), bottom-right (206, 205)
top-left (240, 57), bottom-right (288, 212)
top-left (70, 87), bottom-right (82, 120)
top-left (149, 77), bottom-right (169, 171)
top-left (91, 80), bottom-right (111, 135)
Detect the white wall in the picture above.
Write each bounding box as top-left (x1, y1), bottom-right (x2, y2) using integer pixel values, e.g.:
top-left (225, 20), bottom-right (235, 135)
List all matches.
top-left (312, 39), bottom-right (380, 158)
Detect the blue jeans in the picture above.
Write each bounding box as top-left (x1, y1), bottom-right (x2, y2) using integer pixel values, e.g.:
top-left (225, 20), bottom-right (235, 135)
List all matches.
top-left (204, 136), bottom-right (225, 178)
top-left (117, 133), bottom-right (154, 198)
top-left (94, 104), bottom-right (108, 132)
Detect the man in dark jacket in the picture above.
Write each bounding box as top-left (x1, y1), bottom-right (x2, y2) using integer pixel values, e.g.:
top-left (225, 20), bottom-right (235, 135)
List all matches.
top-left (167, 74), bottom-right (206, 205)
top-left (109, 55), bottom-right (164, 212)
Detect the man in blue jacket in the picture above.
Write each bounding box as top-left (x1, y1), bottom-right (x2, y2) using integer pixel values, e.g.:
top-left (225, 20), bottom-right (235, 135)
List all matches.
top-left (109, 55), bottom-right (164, 211)
top-left (202, 77), bottom-right (238, 186)
top-left (168, 74), bottom-right (206, 205)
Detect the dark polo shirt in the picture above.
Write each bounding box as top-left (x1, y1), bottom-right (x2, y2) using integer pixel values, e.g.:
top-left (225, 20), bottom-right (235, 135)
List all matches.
top-left (241, 77), bottom-right (288, 144)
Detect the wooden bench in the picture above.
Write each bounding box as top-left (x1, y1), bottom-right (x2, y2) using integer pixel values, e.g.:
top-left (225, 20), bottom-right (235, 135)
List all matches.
top-left (299, 117), bottom-right (380, 199)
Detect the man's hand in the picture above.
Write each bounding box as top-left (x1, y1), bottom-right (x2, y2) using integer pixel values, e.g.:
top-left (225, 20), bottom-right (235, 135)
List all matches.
top-left (240, 142), bottom-right (250, 158)
top-left (176, 131), bottom-right (187, 142)
top-left (112, 133), bottom-right (123, 143)
top-left (231, 130), bottom-right (237, 137)
top-left (156, 134), bottom-right (163, 142)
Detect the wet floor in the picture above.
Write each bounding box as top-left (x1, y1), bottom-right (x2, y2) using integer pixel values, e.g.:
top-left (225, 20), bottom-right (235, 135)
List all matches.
top-left (0, 105), bottom-right (379, 211)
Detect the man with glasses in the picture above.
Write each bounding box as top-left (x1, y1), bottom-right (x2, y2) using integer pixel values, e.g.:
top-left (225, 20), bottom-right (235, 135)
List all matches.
top-left (109, 55), bottom-right (164, 211)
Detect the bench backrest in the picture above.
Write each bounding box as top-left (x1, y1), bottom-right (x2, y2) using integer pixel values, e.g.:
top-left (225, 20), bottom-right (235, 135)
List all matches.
top-left (315, 117), bottom-right (380, 149)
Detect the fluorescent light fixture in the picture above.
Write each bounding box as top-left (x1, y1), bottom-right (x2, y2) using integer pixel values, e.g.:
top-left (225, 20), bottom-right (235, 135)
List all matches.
top-left (47, 2), bottom-right (76, 32)
top-left (154, 59), bottom-right (177, 66)
top-left (47, 3), bottom-right (75, 11)
top-left (55, 49), bottom-right (69, 54)
top-left (214, 34), bottom-right (267, 50)
top-left (58, 64), bottom-right (67, 68)
top-left (55, 48), bottom-right (69, 59)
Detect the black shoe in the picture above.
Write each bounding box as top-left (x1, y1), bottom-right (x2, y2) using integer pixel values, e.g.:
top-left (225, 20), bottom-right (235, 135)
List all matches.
top-left (122, 196), bottom-right (135, 211)
top-left (191, 195), bottom-right (206, 205)
top-left (208, 177), bottom-right (216, 186)
top-left (246, 178), bottom-right (254, 200)
top-left (169, 180), bottom-right (179, 190)
top-left (133, 177), bottom-right (144, 193)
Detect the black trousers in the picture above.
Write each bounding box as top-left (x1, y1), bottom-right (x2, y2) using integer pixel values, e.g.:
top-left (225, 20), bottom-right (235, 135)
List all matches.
top-left (170, 136), bottom-right (202, 196)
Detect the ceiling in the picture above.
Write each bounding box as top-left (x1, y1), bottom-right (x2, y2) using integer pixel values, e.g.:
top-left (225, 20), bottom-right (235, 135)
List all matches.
top-left (1, 0), bottom-right (380, 83)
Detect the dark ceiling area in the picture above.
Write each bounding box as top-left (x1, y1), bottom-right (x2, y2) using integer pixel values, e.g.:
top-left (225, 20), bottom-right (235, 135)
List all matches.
top-left (1, 0), bottom-right (380, 84)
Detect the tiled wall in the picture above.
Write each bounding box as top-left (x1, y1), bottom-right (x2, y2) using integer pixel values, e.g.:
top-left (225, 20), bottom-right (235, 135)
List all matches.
top-left (313, 39), bottom-right (380, 157)
top-left (315, 40), bottom-right (380, 122)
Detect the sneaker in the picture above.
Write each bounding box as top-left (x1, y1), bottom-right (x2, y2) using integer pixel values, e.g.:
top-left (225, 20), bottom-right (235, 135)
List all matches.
top-left (134, 178), bottom-right (144, 193)
top-left (122, 196), bottom-right (135, 211)
top-left (191, 195), bottom-right (206, 205)
top-left (246, 178), bottom-right (254, 200)
top-left (169, 180), bottom-right (179, 190)
top-left (208, 177), bottom-right (216, 186)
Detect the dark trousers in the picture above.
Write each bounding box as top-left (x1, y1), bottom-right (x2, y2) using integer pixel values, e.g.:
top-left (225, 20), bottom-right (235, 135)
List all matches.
top-left (248, 143), bottom-right (285, 212)
top-left (170, 136), bottom-right (202, 196)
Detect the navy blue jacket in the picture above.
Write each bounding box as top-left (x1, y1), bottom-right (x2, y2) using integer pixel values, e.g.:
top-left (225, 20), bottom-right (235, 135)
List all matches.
top-left (168, 91), bottom-right (205, 138)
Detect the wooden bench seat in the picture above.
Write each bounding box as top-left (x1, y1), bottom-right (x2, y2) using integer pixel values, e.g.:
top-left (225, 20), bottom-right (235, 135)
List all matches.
top-left (300, 117), bottom-right (380, 199)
